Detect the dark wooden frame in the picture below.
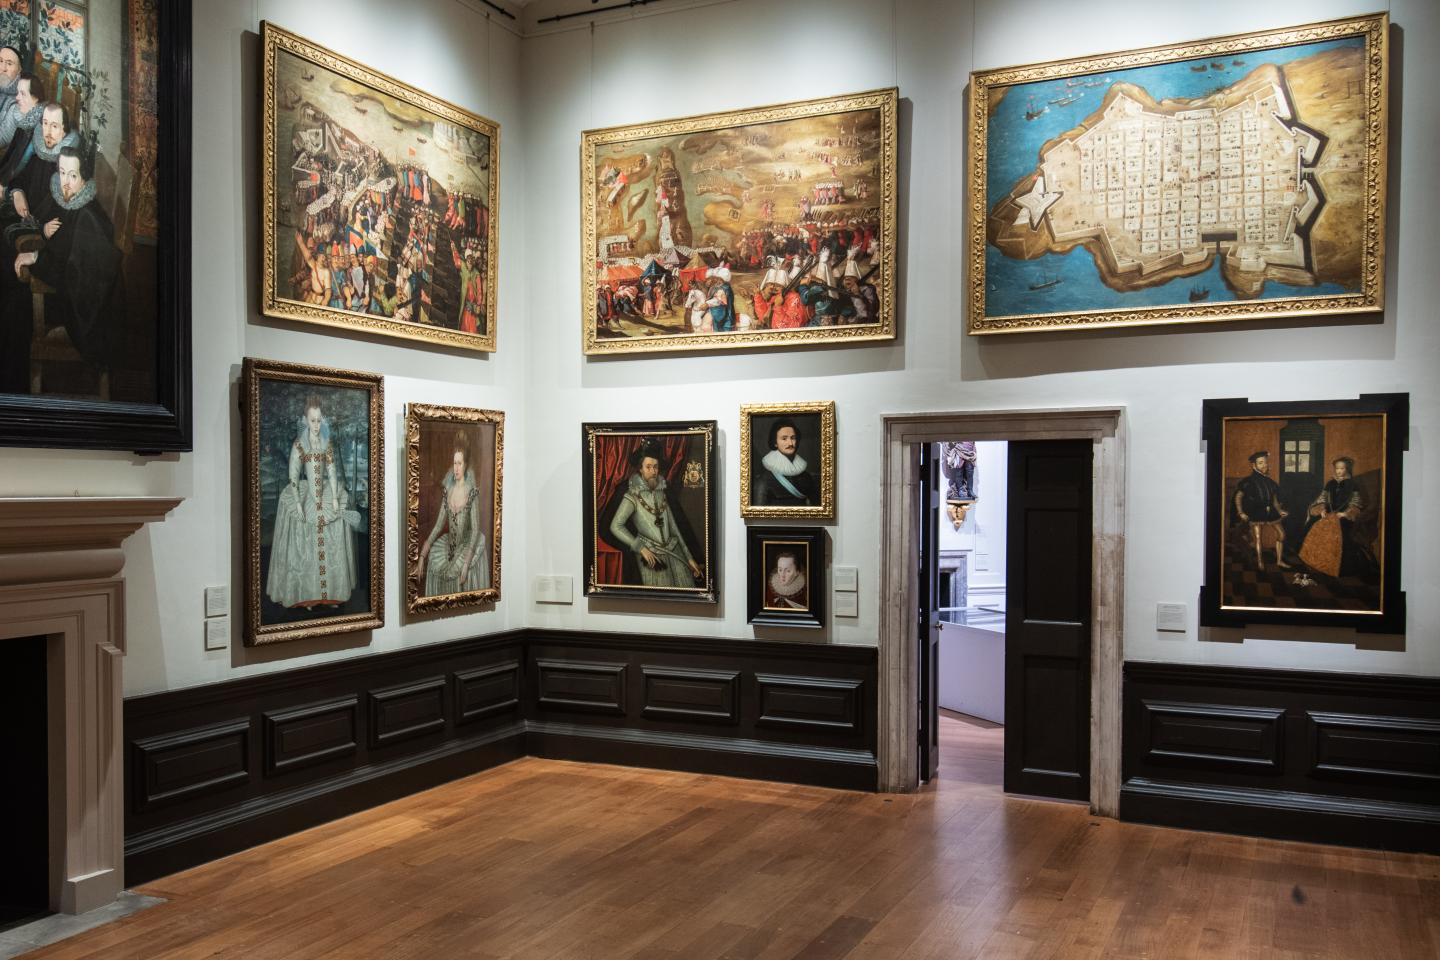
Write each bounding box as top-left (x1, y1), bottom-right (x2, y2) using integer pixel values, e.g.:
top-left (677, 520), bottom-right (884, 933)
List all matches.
top-left (582, 419), bottom-right (717, 604)
top-left (1200, 393), bottom-right (1408, 634)
top-left (0, 0), bottom-right (192, 451)
top-left (242, 357), bottom-right (384, 645)
top-left (746, 526), bottom-right (824, 629)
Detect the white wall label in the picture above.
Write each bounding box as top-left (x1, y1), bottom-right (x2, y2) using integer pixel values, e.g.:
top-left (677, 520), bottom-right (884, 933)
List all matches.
top-left (1156, 602), bottom-right (1188, 634)
top-left (204, 618), bottom-right (230, 651)
top-left (534, 575), bottom-right (574, 604)
top-left (204, 585), bottom-right (229, 618)
top-left (833, 565), bottom-right (859, 592)
top-left (834, 592), bottom-right (859, 617)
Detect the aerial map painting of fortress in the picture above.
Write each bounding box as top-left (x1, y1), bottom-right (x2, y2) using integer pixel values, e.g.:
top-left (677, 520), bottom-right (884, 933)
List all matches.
top-left (969, 15), bottom-right (1387, 333)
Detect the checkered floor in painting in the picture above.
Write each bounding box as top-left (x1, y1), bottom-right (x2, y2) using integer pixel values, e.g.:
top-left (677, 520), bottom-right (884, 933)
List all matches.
top-left (1221, 540), bottom-right (1379, 611)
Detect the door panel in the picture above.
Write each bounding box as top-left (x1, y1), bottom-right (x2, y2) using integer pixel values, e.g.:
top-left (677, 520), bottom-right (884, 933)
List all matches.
top-left (1005, 439), bottom-right (1092, 801)
top-left (918, 443), bottom-right (940, 783)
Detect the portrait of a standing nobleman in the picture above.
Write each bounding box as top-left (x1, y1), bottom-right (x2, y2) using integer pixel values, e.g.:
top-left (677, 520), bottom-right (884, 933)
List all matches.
top-left (583, 422), bottom-right (717, 603)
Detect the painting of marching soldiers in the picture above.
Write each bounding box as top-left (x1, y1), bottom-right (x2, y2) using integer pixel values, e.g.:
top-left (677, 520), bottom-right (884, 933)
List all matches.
top-left (261, 23), bottom-right (499, 352)
top-left (1, 0), bottom-right (160, 401)
top-left (582, 89), bottom-right (896, 355)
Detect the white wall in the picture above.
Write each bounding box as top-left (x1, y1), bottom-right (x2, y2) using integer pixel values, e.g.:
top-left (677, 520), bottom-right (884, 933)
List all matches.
top-left (522, 0), bottom-right (1439, 677)
top-left (1, 0), bottom-right (1434, 697)
top-left (0, 0), bottom-right (528, 696)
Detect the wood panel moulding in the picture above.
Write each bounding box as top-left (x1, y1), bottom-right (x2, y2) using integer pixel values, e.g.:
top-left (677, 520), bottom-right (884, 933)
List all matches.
top-left (263, 697), bottom-right (359, 775)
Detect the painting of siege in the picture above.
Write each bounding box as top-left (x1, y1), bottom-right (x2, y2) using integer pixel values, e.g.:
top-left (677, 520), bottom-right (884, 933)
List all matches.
top-left (261, 23), bottom-right (498, 352)
top-left (582, 89), bottom-right (896, 355)
top-left (968, 14), bottom-right (1387, 334)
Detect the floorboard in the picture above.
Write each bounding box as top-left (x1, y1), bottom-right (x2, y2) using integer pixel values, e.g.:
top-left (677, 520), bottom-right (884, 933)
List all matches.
top-left (24, 716), bottom-right (1439, 960)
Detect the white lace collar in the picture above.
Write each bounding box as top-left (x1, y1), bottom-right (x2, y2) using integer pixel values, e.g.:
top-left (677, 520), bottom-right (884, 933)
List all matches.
top-left (768, 571), bottom-right (807, 599)
top-left (32, 125), bottom-right (78, 163)
top-left (761, 448), bottom-right (807, 477)
top-left (50, 172), bottom-right (96, 210)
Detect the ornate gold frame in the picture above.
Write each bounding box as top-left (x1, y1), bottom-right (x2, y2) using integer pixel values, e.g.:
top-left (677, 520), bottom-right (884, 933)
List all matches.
top-left (967, 13), bottom-right (1388, 334)
top-left (404, 403), bottom-right (504, 614)
top-left (739, 400), bottom-right (836, 520)
top-left (260, 22), bottom-right (500, 352)
top-left (583, 421), bottom-right (718, 603)
top-left (581, 89), bottom-right (898, 355)
top-left (243, 358), bottom-right (385, 645)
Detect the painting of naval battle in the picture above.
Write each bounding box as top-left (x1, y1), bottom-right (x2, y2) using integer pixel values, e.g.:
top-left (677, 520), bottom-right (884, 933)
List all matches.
top-left (967, 14), bottom-right (1388, 334)
top-left (581, 89), bottom-right (897, 355)
top-left (1200, 394), bottom-right (1408, 636)
top-left (261, 22), bottom-right (499, 352)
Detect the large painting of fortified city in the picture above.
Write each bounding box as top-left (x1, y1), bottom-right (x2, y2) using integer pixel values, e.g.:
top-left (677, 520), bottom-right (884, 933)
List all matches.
top-left (582, 421), bottom-right (717, 603)
top-left (967, 13), bottom-right (1388, 334)
top-left (582, 89), bottom-right (897, 355)
top-left (261, 23), bottom-right (499, 352)
top-left (0, 0), bottom-right (192, 450)
top-left (1200, 394), bottom-right (1408, 635)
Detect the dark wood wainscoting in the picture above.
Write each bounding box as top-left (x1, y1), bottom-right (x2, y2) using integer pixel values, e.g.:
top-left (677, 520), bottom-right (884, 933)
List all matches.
top-left (125, 633), bottom-right (528, 885)
top-left (525, 631), bottom-right (877, 791)
top-left (124, 630), bottom-right (878, 884)
top-left (1121, 661), bottom-right (1440, 853)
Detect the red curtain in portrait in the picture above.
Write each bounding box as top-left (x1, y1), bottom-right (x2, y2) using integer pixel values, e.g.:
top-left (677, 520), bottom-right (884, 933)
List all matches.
top-left (592, 433), bottom-right (692, 585)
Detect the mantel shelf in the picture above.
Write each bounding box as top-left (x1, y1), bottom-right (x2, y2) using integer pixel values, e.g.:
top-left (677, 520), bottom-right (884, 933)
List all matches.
top-left (0, 497), bottom-right (183, 585)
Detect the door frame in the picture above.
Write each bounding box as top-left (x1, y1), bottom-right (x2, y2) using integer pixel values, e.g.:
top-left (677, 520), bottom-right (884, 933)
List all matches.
top-left (877, 407), bottom-right (1126, 815)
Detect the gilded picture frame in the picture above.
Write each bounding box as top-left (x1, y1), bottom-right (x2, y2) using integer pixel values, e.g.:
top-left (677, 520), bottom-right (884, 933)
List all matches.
top-left (582, 420), bottom-right (717, 603)
top-left (582, 88), bottom-right (898, 355)
top-left (746, 526), bottom-right (825, 630)
top-left (404, 403), bottom-right (504, 614)
top-left (739, 400), bottom-right (836, 520)
top-left (967, 13), bottom-right (1388, 335)
top-left (260, 22), bottom-right (500, 352)
top-left (243, 357), bottom-right (384, 645)
top-left (1199, 393), bottom-right (1407, 635)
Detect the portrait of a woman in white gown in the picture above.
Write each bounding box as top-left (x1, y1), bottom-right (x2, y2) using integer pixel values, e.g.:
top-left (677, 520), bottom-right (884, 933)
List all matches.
top-left (265, 392), bottom-right (364, 612)
top-left (404, 404), bottom-right (503, 613)
top-left (244, 358), bottom-right (382, 646)
top-left (414, 429), bottom-right (490, 597)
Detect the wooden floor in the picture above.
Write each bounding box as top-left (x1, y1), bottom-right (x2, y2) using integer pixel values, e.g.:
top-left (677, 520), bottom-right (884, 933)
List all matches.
top-left (28, 722), bottom-right (1440, 959)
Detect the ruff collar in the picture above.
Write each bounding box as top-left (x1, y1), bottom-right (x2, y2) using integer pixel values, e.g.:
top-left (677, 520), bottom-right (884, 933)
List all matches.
top-left (0, 101), bottom-right (42, 145)
top-left (32, 125), bottom-right (78, 163)
top-left (761, 448), bottom-right (808, 477)
top-left (768, 570), bottom-right (807, 600)
top-left (628, 472), bottom-right (668, 496)
top-left (441, 468), bottom-right (477, 492)
top-left (50, 172), bottom-right (96, 211)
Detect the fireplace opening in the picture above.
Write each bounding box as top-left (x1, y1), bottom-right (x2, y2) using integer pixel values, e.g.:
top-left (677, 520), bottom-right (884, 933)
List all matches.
top-left (0, 634), bottom-right (49, 926)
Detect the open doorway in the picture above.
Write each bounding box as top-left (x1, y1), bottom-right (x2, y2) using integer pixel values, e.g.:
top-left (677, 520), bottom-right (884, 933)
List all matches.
top-left (920, 438), bottom-right (1093, 800)
top-left (931, 440), bottom-right (1008, 788)
top-left (876, 408), bottom-right (1124, 814)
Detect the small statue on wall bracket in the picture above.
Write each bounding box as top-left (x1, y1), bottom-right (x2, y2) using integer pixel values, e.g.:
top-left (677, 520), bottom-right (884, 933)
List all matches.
top-left (941, 441), bottom-right (977, 530)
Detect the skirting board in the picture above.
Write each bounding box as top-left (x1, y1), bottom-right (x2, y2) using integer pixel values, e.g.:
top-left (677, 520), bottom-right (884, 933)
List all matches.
top-left (1121, 777), bottom-right (1440, 854)
top-left (526, 720), bottom-right (877, 791)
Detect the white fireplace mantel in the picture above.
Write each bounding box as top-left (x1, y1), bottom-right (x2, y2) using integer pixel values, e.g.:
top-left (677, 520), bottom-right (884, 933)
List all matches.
top-left (0, 496), bottom-right (181, 915)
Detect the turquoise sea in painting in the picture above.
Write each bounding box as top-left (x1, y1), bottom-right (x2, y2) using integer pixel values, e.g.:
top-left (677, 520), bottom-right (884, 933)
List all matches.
top-left (983, 36), bottom-right (1361, 319)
